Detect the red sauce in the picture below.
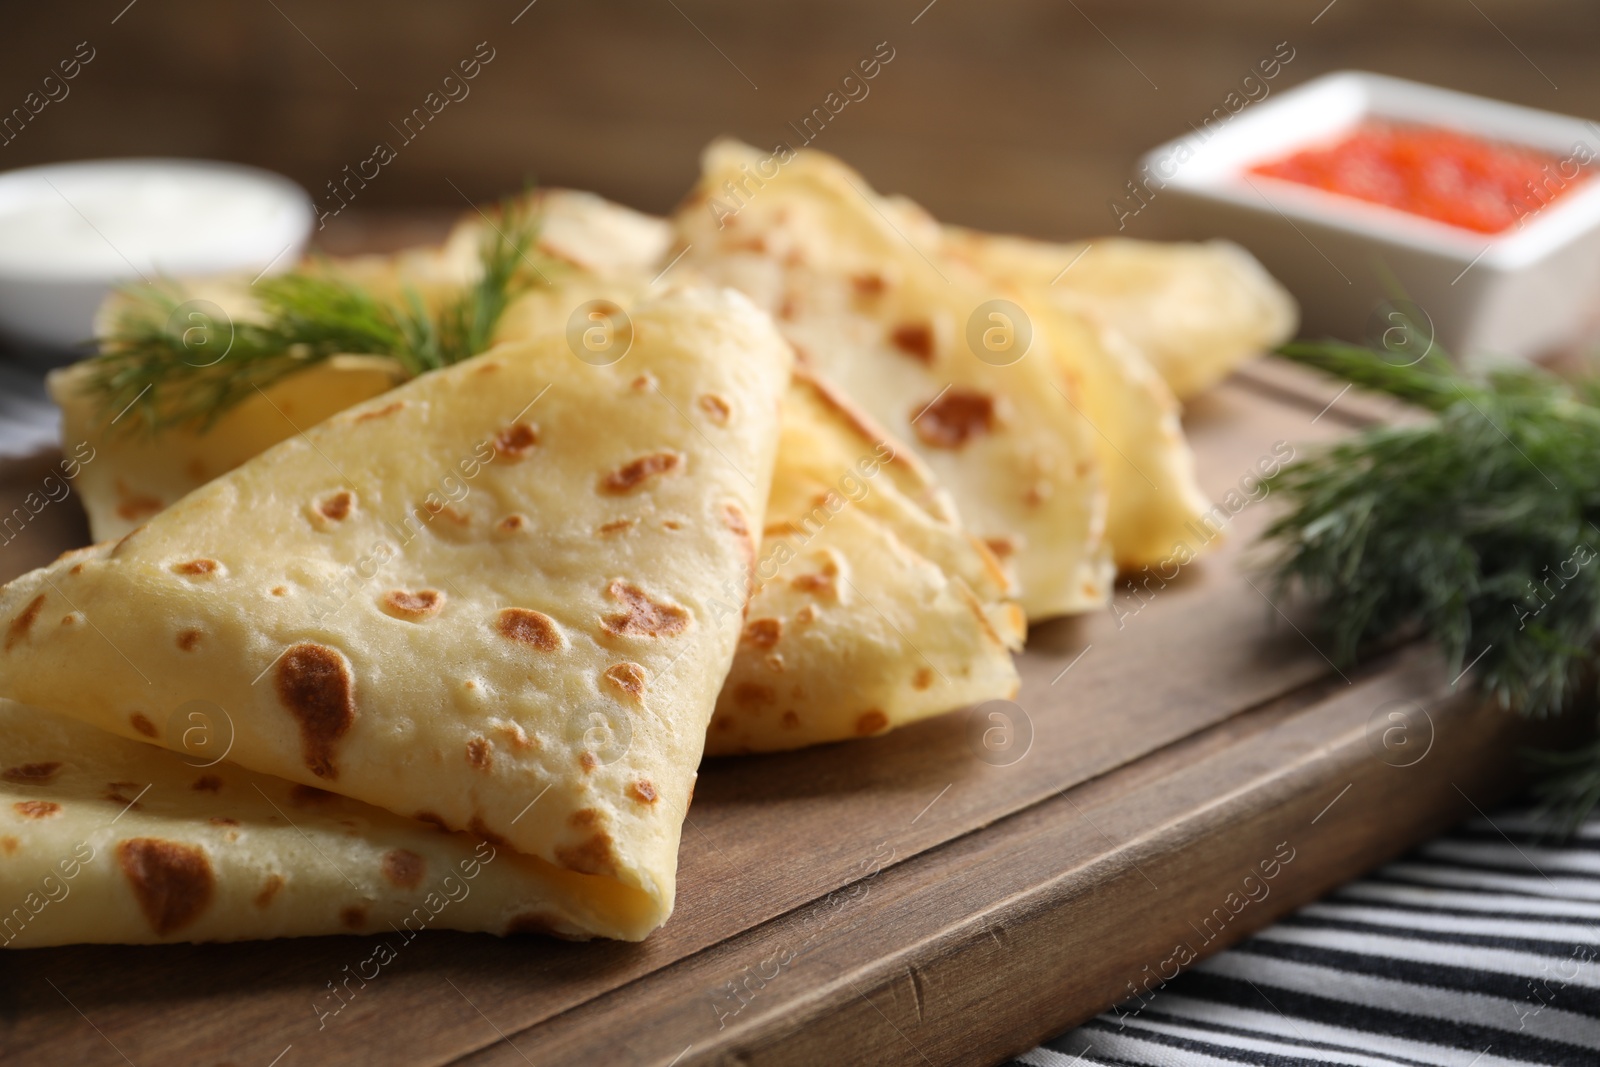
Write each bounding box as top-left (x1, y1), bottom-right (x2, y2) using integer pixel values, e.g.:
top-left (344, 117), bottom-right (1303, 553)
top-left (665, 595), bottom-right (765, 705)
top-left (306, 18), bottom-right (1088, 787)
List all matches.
top-left (1249, 120), bottom-right (1589, 234)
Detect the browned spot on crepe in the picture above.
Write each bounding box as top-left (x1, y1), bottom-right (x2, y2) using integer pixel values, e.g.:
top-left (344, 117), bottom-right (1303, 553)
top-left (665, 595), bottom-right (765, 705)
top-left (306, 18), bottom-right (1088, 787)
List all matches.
top-left (912, 389), bottom-right (995, 449)
top-left (855, 709), bottom-right (890, 735)
top-left (853, 272), bottom-right (888, 297)
top-left (105, 781), bottom-right (142, 807)
top-left (734, 683), bottom-right (774, 707)
top-left (493, 720), bottom-right (536, 750)
top-left (339, 905), bottom-right (368, 929)
top-left (497, 514), bottom-right (529, 534)
top-left (630, 779), bottom-right (658, 804)
top-left (177, 629), bottom-right (202, 652)
top-left (13, 800), bottom-right (59, 819)
top-left (317, 491), bottom-right (353, 521)
top-left (114, 480), bottom-right (164, 522)
top-left (356, 401), bottom-right (404, 422)
top-left (5, 594), bottom-right (46, 651)
top-left (116, 838), bottom-right (215, 936)
top-left (890, 322), bottom-right (935, 363)
top-left (555, 833), bottom-right (618, 877)
top-left (254, 873), bottom-right (284, 908)
top-left (601, 452), bottom-right (682, 494)
top-left (172, 558), bottom-right (220, 577)
top-left (743, 617), bottom-right (782, 648)
top-left (493, 422), bottom-right (540, 459)
top-left (192, 775), bottom-right (222, 792)
top-left (274, 643), bottom-right (356, 780)
top-left (597, 518), bottom-right (635, 535)
top-left (698, 394), bottom-right (731, 425)
top-left (601, 580), bottom-right (688, 638)
top-left (496, 607), bottom-right (562, 651)
top-left (913, 667), bottom-right (935, 691)
top-left (381, 849), bottom-right (426, 889)
top-left (579, 751), bottom-right (598, 773)
top-left (781, 710), bottom-right (801, 729)
top-left (382, 589), bottom-right (444, 621)
top-left (603, 662), bottom-right (646, 701)
top-left (3, 762), bottom-right (61, 785)
top-left (129, 712), bottom-right (158, 738)
top-left (984, 537), bottom-right (1017, 559)
top-left (791, 571), bottom-right (836, 599)
top-left (271, 585), bottom-right (288, 597)
top-left (466, 736), bottom-right (492, 771)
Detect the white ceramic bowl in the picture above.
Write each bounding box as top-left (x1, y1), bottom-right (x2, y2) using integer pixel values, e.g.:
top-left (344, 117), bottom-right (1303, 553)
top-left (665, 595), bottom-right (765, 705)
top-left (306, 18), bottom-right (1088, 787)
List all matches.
top-left (0, 158), bottom-right (314, 352)
top-left (1137, 71), bottom-right (1600, 366)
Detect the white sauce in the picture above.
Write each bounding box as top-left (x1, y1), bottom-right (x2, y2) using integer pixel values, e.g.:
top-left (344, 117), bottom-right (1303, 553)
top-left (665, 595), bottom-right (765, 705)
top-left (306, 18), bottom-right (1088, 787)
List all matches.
top-left (0, 160), bottom-right (312, 279)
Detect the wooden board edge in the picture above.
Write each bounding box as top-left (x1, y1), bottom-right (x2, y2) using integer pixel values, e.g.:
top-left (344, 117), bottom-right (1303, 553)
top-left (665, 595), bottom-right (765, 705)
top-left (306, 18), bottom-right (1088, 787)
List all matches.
top-left (469, 648), bottom-right (1563, 1067)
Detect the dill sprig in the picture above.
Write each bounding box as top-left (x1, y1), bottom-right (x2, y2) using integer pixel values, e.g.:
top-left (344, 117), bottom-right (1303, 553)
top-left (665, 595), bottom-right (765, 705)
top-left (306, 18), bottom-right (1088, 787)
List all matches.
top-left (87, 198), bottom-right (551, 434)
top-left (1265, 331), bottom-right (1600, 826)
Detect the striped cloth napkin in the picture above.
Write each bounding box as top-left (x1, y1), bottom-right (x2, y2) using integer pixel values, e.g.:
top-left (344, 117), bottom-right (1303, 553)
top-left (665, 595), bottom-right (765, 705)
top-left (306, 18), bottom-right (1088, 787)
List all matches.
top-left (1010, 806), bottom-right (1600, 1067)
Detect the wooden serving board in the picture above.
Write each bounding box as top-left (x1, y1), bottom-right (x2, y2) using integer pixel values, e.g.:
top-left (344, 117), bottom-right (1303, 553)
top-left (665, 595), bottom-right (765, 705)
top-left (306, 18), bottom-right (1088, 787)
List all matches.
top-left (0, 358), bottom-right (1562, 1067)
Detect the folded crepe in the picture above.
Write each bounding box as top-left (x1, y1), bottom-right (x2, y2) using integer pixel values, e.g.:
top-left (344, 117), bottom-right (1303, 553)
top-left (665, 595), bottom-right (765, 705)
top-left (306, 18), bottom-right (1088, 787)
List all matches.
top-left (0, 285), bottom-right (791, 939)
top-left (64, 188), bottom-right (669, 543)
top-left (933, 226), bottom-right (1298, 401)
top-left (0, 699), bottom-right (640, 945)
top-left (708, 368), bottom-right (1021, 753)
top-left (498, 274), bottom-right (1024, 752)
top-left (673, 140), bottom-right (1215, 599)
top-left (58, 190), bottom-right (1024, 755)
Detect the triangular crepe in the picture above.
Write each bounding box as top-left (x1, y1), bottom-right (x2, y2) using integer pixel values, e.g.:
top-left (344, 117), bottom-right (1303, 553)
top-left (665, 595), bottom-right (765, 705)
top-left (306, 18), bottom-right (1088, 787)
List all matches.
top-left (0, 699), bottom-right (640, 944)
top-left (60, 189), bottom-right (1024, 755)
top-left (1027, 296), bottom-right (1210, 569)
top-left (496, 276), bottom-right (1024, 750)
top-left (934, 227), bottom-right (1298, 401)
top-left (707, 369), bottom-right (1021, 753)
top-left (63, 188), bottom-right (673, 542)
top-left (0, 285), bottom-right (791, 937)
top-left (675, 140), bottom-right (1114, 619)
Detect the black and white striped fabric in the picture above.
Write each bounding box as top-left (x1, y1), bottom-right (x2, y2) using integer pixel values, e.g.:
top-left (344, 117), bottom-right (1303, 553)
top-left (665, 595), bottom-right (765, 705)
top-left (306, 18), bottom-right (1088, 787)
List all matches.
top-left (1009, 807), bottom-right (1600, 1067)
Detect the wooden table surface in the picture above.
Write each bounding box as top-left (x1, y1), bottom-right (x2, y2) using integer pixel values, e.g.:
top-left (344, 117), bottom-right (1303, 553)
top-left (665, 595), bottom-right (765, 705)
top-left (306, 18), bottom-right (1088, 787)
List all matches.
top-left (0, 356), bottom-right (1562, 1067)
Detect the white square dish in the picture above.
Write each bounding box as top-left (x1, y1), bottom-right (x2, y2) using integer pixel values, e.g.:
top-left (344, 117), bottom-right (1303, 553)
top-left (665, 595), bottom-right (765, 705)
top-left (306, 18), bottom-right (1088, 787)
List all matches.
top-left (1135, 71), bottom-right (1600, 366)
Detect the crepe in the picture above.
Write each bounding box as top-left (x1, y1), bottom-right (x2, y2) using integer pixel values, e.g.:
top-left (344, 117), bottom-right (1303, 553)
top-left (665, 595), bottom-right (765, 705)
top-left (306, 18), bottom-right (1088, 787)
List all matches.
top-left (1030, 298), bottom-right (1210, 569)
top-left (933, 226), bottom-right (1298, 400)
top-left (497, 269), bottom-right (1026, 749)
top-left (55, 355), bottom-right (404, 542)
top-left (676, 141), bottom-right (1114, 618)
top-left (707, 369), bottom-right (1021, 753)
top-left (0, 285), bottom-right (791, 938)
top-left (64, 189), bottom-right (675, 543)
top-left (59, 182), bottom-right (1025, 754)
top-left (0, 699), bottom-right (645, 945)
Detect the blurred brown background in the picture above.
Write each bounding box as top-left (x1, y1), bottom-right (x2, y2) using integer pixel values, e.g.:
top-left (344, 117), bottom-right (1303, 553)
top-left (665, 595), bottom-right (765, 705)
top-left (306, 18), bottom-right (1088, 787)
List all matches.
top-left (1, 0), bottom-right (1596, 249)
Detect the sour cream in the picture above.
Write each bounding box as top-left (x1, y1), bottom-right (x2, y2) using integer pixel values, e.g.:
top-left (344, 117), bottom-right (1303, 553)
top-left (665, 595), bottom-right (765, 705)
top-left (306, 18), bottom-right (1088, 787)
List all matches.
top-left (0, 159), bottom-right (313, 349)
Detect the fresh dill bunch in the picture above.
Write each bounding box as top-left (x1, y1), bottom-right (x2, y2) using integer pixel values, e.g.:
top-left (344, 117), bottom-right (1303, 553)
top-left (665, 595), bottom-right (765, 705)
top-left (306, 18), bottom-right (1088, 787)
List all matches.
top-left (87, 198), bottom-right (550, 434)
top-left (1266, 334), bottom-right (1600, 825)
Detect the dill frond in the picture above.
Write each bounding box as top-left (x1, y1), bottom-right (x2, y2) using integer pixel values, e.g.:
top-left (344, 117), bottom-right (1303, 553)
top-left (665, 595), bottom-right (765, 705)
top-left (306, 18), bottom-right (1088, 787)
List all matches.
top-left (86, 197), bottom-right (553, 435)
top-left (1267, 330), bottom-right (1600, 823)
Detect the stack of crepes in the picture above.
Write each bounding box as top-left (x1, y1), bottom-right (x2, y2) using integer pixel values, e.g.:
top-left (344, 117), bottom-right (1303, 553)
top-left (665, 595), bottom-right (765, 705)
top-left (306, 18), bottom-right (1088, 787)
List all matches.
top-left (0, 142), bottom-right (1294, 947)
